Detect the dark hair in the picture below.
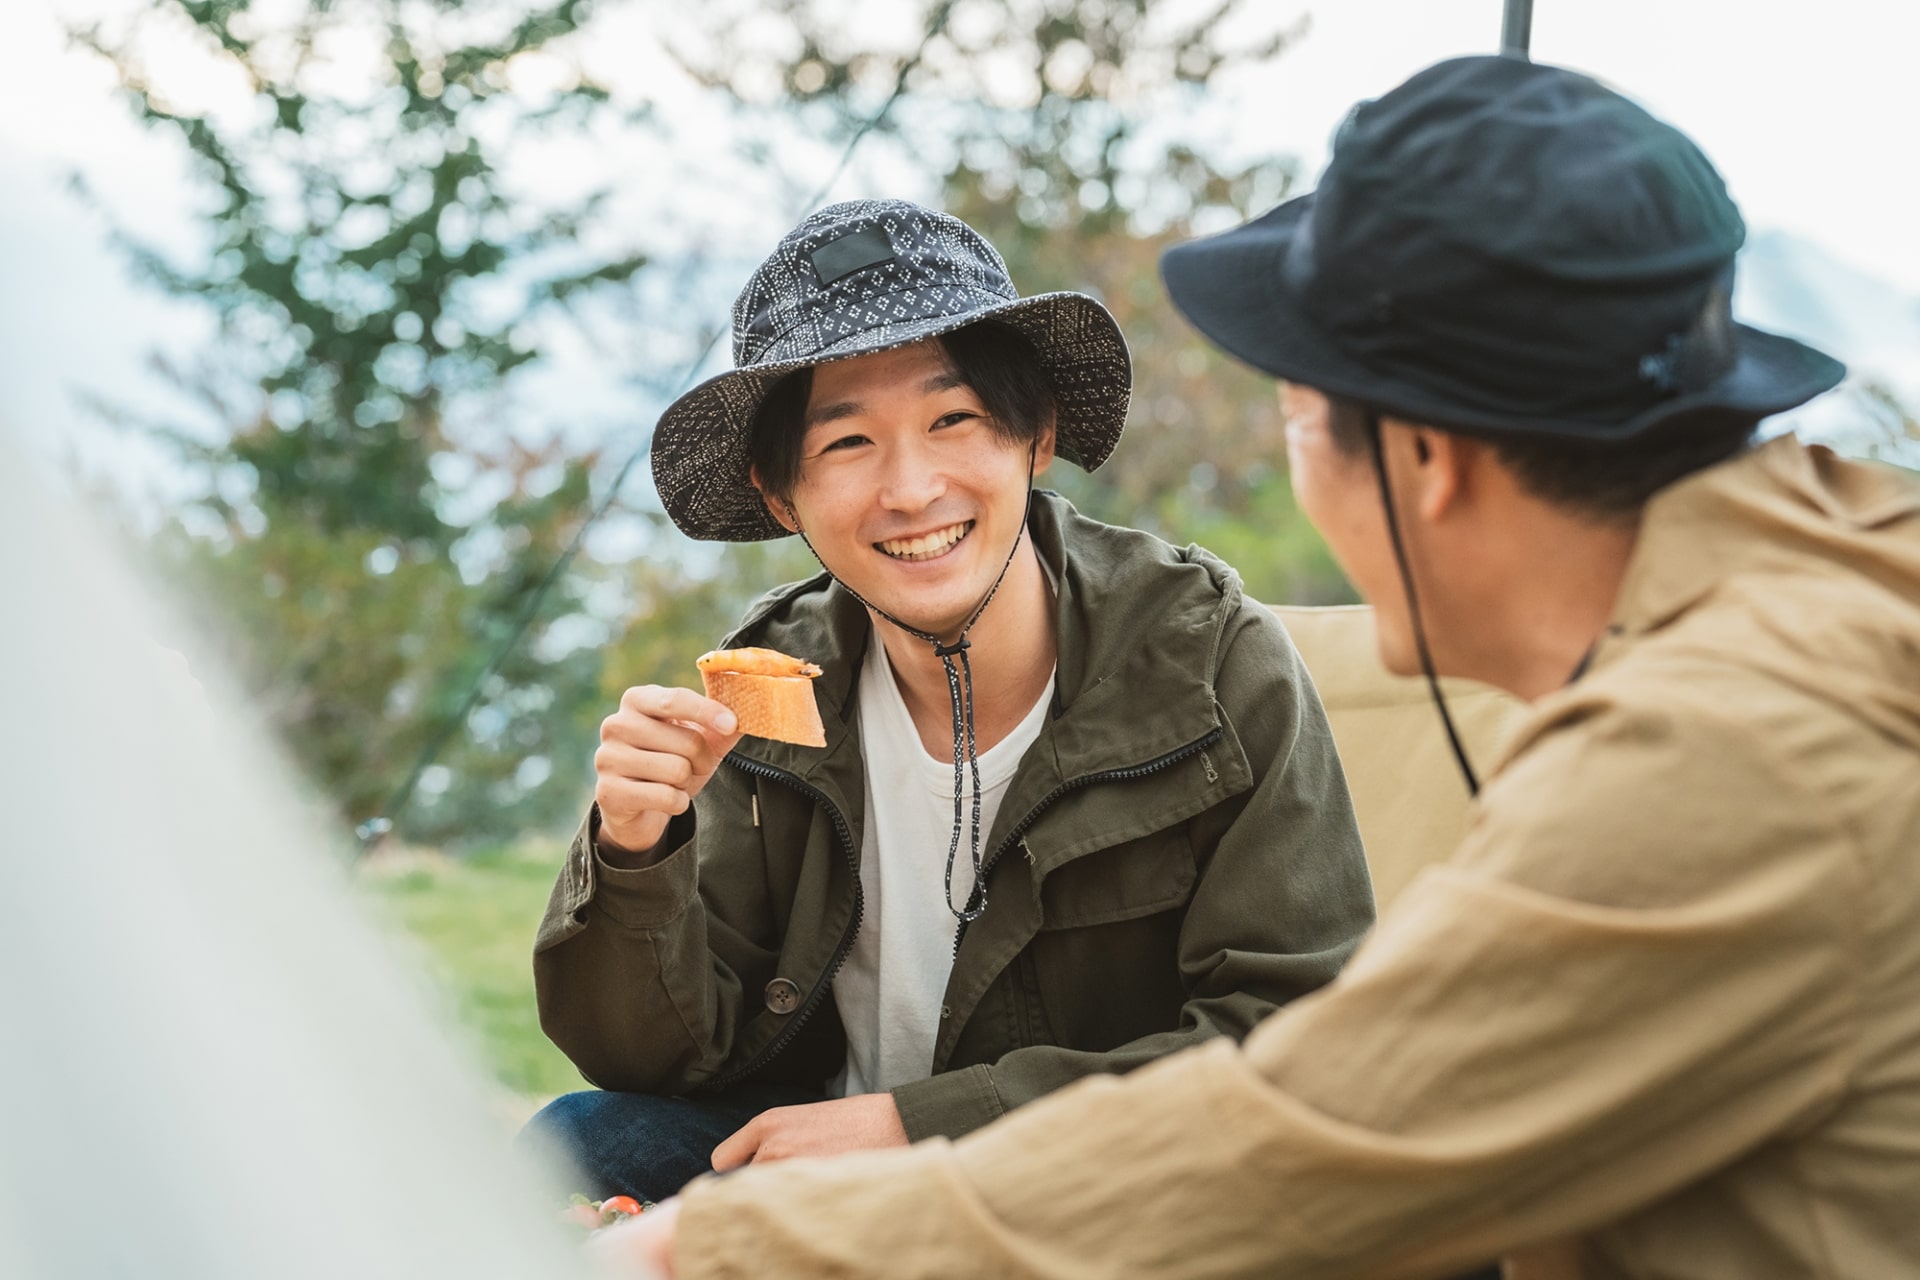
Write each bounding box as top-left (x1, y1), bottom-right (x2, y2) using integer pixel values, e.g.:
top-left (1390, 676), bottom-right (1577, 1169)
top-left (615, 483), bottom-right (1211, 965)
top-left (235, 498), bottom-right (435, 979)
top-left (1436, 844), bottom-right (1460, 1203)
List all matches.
top-left (748, 319), bottom-right (1056, 503)
top-left (1322, 394), bottom-right (1759, 519)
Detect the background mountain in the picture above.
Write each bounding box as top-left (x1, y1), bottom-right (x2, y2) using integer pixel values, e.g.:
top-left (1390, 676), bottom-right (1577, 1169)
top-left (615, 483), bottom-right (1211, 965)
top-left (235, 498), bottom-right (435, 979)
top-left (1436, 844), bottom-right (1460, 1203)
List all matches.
top-left (1734, 230), bottom-right (1920, 460)
top-left (1740, 229), bottom-right (1920, 394)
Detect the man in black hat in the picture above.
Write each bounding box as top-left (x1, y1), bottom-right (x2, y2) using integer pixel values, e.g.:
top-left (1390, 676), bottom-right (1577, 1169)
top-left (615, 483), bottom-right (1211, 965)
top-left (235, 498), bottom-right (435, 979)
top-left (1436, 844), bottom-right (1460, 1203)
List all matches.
top-left (591, 57), bottom-right (1920, 1278)
top-left (524, 198), bottom-right (1374, 1204)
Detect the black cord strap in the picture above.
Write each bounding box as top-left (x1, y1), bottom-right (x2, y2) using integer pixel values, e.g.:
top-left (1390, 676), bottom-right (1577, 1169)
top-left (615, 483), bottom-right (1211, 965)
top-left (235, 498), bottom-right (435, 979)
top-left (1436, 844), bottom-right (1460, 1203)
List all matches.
top-left (935, 641), bottom-right (987, 922)
top-left (1365, 415), bottom-right (1481, 798)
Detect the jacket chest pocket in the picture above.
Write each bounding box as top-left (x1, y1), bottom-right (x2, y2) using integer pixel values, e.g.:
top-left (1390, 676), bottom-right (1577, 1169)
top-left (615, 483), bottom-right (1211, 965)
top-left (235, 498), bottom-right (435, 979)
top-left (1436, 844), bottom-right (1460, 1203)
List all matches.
top-left (1037, 827), bottom-right (1197, 930)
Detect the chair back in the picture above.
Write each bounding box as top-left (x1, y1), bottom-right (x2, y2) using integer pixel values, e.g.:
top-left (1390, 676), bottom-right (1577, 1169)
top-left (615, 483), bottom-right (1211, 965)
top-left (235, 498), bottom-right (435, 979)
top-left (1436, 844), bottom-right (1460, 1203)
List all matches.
top-left (1274, 605), bottom-right (1525, 911)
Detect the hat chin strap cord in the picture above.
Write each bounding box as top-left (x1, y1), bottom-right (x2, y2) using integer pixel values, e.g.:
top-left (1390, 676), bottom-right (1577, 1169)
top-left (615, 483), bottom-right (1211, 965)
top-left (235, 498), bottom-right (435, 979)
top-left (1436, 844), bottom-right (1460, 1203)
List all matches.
top-left (793, 445), bottom-right (1039, 923)
top-left (1365, 415), bottom-right (1482, 798)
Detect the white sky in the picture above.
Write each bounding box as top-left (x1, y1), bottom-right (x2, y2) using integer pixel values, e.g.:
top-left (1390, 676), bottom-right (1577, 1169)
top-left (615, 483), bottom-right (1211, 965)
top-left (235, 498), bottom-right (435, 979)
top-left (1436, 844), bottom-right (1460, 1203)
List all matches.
top-left (1219, 0), bottom-right (1920, 294)
top-left (2, 0), bottom-right (1917, 481)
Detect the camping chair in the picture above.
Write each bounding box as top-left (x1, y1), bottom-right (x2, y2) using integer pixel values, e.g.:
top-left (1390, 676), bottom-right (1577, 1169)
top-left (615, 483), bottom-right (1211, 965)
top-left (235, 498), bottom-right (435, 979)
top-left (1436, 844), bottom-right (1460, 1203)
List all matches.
top-left (1274, 605), bottom-right (1525, 912)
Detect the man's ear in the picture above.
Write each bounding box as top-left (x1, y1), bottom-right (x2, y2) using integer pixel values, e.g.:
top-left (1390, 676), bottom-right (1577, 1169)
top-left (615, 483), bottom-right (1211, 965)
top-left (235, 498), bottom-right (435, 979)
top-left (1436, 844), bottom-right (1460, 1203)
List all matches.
top-left (750, 466), bottom-right (803, 534)
top-left (1031, 413), bottom-right (1058, 477)
top-left (1408, 425), bottom-right (1473, 522)
top-left (1379, 418), bottom-right (1464, 523)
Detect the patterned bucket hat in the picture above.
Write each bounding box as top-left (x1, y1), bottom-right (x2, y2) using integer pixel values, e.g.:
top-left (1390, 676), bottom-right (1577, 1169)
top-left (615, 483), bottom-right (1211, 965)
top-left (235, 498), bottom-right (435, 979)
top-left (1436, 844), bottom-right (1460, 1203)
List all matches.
top-left (652, 199), bottom-right (1133, 542)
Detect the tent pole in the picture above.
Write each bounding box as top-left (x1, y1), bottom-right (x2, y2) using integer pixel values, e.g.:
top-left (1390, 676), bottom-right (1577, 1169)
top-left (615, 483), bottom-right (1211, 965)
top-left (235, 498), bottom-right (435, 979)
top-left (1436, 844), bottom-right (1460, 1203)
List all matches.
top-left (1501, 0), bottom-right (1534, 57)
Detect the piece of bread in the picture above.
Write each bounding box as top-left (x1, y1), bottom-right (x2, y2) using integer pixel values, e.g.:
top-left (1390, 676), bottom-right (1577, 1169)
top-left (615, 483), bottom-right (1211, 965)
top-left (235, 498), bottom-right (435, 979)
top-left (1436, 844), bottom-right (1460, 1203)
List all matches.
top-left (696, 648), bottom-right (826, 747)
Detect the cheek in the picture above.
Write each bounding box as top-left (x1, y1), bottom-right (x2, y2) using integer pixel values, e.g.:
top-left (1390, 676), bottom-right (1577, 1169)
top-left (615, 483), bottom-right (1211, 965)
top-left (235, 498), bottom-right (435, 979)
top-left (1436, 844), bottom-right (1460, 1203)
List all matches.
top-left (1293, 448), bottom-right (1386, 585)
top-left (788, 461), bottom-right (866, 525)
top-left (1286, 432), bottom-right (1343, 537)
top-left (1284, 432), bottom-right (1313, 510)
top-left (960, 439), bottom-right (1035, 506)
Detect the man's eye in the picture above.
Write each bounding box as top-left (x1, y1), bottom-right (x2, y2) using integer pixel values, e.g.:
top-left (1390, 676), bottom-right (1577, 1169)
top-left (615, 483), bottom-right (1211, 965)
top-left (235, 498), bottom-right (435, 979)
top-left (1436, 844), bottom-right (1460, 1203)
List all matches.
top-left (819, 434), bottom-right (869, 453)
top-left (933, 411), bottom-right (980, 430)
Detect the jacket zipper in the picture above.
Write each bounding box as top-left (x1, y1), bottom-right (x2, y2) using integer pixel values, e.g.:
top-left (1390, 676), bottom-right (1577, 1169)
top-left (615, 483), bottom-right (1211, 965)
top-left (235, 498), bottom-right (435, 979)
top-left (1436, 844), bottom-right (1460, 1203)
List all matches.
top-left (950, 726), bottom-right (1226, 960)
top-left (697, 754), bottom-right (865, 1093)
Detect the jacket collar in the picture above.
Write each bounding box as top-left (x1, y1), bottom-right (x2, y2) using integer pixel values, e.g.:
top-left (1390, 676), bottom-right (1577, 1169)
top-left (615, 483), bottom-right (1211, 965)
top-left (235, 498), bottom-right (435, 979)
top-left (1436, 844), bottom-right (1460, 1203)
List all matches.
top-left (721, 491), bottom-right (1246, 817)
top-left (1606, 434), bottom-right (1920, 651)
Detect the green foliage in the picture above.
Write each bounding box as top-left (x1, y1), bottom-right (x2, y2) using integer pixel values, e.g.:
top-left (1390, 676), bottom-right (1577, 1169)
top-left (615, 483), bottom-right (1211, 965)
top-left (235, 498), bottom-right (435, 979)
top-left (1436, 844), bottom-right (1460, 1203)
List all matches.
top-left (77, 0), bottom-right (640, 540)
top-left (1156, 472), bottom-right (1354, 606)
top-left (358, 845), bottom-right (586, 1100)
top-left (76, 0), bottom-right (649, 843)
top-left (601, 539), bottom-right (822, 699)
top-left (672, 0), bottom-right (1297, 234)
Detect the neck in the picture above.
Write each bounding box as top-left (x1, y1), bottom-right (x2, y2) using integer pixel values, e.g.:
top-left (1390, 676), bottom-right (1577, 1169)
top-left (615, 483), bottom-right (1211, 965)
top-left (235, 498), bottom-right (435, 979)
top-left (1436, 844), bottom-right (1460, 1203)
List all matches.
top-left (1432, 509), bottom-right (1641, 702)
top-left (876, 534), bottom-right (1057, 756)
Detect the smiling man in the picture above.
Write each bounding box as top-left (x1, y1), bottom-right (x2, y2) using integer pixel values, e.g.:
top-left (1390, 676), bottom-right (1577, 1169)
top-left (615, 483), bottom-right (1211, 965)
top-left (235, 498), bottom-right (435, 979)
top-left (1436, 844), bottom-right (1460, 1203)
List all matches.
top-left (523, 199), bottom-right (1373, 1202)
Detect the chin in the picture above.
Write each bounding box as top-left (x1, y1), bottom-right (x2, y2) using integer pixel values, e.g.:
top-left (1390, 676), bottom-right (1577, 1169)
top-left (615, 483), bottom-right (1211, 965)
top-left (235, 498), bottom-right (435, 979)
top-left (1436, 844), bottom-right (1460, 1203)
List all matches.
top-left (837, 573), bottom-right (964, 636)
top-left (874, 561), bottom-right (999, 629)
top-left (887, 599), bottom-right (976, 640)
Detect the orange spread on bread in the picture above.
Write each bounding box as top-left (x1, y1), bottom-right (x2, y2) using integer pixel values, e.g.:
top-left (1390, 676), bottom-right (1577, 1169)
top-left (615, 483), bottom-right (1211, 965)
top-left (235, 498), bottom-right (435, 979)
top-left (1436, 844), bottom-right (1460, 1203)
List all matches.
top-left (696, 648), bottom-right (826, 747)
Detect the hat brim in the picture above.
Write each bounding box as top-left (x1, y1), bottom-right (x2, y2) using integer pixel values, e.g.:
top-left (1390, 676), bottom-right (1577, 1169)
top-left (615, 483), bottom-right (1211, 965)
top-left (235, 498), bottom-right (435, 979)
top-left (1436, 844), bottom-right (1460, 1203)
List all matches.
top-left (653, 291), bottom-right (1131, 542)
top-left (1160, 194), bottom-right (1846, 442)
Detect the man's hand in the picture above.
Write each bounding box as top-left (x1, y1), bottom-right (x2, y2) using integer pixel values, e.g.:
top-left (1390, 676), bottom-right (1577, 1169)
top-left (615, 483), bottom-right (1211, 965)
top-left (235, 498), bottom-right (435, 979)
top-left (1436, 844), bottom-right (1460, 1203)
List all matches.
top-left (711, 1093), bottom-right (909, 1170)
top-left (584, 1197), bottom-right (679, 1279)
top-left (595, 686), bottom-right (743, 864)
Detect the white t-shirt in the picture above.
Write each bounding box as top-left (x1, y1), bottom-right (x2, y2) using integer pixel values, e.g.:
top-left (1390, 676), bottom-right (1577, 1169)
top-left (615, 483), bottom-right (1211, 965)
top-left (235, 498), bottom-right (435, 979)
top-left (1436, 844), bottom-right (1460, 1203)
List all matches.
top-left (830, 625), bottom-right (1055, 1097)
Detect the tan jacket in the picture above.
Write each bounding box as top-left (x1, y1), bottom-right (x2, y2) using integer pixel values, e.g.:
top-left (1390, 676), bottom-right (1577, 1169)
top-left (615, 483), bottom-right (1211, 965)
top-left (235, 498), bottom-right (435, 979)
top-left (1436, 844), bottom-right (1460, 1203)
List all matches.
top-left (673, 436), bottom-right (1920, 1279)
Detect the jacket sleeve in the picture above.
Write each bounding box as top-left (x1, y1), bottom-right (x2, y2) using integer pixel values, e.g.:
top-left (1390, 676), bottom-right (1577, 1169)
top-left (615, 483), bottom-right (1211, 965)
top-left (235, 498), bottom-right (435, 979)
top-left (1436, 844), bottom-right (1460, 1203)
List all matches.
top-left (531, 757), bottom-right (778, 1092)
top-left (673, 678), bottom-right (1862, 1279)
top-left (891, 600), bottom-right (1377, 1139)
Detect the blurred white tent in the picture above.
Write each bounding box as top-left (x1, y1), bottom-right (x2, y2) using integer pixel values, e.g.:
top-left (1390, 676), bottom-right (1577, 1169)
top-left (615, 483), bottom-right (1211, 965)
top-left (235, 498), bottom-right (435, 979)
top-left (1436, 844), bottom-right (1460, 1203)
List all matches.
top-left (0, 423), bottom-right (598, 1279)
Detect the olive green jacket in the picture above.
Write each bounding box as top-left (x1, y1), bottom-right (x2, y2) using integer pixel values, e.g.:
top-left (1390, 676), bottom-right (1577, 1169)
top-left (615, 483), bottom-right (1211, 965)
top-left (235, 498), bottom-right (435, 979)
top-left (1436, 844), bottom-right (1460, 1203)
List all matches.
top-left (533, 492), bottom-right (1373, 1140)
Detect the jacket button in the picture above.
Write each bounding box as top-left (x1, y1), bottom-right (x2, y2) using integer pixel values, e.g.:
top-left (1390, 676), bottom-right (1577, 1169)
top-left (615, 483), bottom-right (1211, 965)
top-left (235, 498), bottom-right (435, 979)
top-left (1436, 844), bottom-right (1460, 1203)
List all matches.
top-left (764, 978), bottom-right (802, 1015)
top-left (940, 1004), bottom-right (952, 1020)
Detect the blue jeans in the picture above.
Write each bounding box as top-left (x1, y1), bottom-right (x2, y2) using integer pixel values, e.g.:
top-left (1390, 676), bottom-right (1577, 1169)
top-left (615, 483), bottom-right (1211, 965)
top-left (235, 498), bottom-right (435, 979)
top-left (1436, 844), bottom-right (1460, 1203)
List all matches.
top-left (519, 1083), bottom-right (825, 1202)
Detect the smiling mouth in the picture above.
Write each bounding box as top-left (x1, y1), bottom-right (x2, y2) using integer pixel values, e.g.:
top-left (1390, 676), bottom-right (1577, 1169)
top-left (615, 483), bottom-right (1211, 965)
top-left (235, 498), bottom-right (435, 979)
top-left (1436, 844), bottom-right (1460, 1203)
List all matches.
top-left (876, 520), bottom-right (975, 562)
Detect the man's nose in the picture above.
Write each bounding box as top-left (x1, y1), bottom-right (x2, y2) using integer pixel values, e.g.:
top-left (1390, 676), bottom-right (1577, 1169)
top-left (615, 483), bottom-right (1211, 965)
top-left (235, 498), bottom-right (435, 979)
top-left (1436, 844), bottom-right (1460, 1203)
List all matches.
top-left (876, 438), bottom-right (946, 511)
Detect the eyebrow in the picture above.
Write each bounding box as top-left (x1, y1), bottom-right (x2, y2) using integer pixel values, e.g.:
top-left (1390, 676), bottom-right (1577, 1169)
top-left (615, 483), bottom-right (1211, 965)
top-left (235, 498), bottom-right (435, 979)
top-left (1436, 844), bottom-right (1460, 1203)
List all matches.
top-left (801, 369), bottom-right (971, 430)
top-left (802, 399), bottom-right (861, 430)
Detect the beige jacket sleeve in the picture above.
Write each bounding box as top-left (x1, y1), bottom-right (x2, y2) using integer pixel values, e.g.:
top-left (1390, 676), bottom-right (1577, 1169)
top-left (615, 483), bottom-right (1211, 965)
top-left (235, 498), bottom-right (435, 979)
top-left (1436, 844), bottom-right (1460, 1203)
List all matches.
top-left (673, 678), bottom-right (1863, 1279)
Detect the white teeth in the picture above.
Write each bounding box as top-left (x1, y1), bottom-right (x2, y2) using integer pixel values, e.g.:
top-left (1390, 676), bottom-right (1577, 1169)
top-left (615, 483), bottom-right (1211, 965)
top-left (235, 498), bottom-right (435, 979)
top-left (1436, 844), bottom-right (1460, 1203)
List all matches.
top-left (878, 521), bottom-right (972, 561)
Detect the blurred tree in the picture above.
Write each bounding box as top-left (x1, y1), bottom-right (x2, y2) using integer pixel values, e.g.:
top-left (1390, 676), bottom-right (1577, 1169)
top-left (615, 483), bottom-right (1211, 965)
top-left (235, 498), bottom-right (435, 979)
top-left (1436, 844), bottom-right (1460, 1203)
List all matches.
top-left (597, 538), bottom-right (821, 711)
top-left (76, 0), bottom-right (650, 843)
top-left (83, 0), bottom-right (1354, 852)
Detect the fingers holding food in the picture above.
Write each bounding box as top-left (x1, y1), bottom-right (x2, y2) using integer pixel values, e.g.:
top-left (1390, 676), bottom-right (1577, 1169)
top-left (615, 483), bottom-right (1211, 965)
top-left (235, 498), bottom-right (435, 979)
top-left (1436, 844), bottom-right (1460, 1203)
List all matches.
top-left (599, 709), bottom-right (724, 776)
top-left (593, 684), bottom-right (744, 856)
top-left (588, 647), bottom-right (822, 858)
top-left (616, 684), bottom-right (739, 739)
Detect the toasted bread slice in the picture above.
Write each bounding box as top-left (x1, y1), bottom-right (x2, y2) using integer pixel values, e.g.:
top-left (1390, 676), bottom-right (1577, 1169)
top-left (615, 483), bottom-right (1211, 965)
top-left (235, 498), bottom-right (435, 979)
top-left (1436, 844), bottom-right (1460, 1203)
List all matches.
top-left (697, 648), bottom-right (826, 747)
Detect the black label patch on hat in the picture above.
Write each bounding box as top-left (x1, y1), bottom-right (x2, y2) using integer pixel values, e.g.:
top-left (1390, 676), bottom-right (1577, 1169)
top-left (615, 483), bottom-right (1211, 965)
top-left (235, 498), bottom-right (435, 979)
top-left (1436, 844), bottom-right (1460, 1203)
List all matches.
top-left (809, 227), bottom-right (895, 284)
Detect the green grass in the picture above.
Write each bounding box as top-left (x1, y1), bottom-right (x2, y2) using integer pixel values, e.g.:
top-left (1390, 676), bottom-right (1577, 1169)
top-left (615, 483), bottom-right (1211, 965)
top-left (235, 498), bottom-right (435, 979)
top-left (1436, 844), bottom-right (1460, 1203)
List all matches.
top-left (356, 844), bottom-right (588, 1104)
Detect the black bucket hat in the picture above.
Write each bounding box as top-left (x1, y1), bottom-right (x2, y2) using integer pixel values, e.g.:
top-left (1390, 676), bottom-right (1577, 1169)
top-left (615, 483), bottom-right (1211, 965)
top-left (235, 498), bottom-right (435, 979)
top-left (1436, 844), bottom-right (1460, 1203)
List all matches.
top-left (1161, 55), bottom-right (1844, 439)
top-left (653, 199), bottom-right (1132, 542)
